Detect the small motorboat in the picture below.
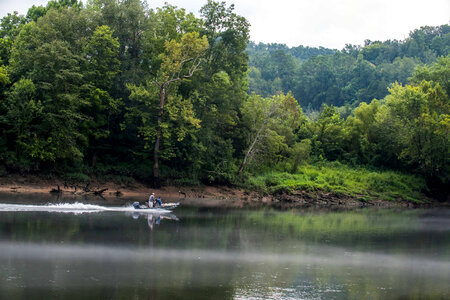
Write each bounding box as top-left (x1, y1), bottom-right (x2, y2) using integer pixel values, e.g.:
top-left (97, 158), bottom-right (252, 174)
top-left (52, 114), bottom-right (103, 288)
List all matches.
top-left (133, 202), bottom-right (179, 210)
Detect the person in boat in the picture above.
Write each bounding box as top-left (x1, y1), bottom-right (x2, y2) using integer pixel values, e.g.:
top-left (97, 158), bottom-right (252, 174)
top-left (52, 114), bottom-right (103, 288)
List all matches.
top-left (148, 193), bottom-right (155, 208)
top-left (155, 197), bottom-right (162, 207)
top-left (133, 192), bottom-right (155, 209)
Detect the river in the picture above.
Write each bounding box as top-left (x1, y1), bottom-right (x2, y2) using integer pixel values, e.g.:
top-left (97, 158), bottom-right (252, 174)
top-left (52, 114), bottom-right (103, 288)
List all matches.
top-left (0, 194), bottom-right (449, 299)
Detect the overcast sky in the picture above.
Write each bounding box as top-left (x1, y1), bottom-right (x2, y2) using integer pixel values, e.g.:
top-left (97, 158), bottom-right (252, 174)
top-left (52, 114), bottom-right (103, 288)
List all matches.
top-left (1, 0), bottom-right (449, 49)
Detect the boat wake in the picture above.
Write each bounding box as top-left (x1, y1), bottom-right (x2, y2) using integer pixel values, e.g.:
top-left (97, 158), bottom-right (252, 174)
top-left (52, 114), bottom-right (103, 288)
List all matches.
top-left (0, 202), bottom-right (173, 214)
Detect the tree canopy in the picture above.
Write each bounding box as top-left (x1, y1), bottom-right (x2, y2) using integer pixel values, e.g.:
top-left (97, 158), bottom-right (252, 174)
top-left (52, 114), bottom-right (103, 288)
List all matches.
top-left (0, 1), bottom-right (448, 198)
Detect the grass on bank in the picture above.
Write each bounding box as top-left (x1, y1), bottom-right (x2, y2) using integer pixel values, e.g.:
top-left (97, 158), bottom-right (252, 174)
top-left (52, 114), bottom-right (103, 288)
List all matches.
top-left (246, 162), bottom-right (427, 202)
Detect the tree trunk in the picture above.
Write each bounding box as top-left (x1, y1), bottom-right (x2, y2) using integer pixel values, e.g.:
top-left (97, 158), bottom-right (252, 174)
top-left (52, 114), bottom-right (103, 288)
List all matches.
top-left (238, 126), bottom-right (264, 174)
top-left (153, 84), bottom-right (166, 187)
top-left (91, 153), bottom-right (97, 167)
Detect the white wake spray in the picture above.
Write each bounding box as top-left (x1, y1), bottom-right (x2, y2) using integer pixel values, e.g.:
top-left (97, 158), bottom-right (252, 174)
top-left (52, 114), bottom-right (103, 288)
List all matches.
top-left (0, 202), bottom-right (172, 214)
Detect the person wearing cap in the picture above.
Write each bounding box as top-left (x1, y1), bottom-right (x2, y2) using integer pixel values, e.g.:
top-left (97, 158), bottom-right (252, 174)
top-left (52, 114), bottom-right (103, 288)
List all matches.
top-left (148, 192), bottom-right (155, 208)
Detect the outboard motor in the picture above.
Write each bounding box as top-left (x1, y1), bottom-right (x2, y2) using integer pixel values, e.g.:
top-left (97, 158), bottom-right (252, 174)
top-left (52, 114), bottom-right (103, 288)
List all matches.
top-left (133, 202), bottom-right (140, 209)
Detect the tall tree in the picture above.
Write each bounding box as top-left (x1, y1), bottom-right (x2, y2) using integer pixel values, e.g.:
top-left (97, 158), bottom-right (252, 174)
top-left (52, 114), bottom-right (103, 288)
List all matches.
top-left (7, 8), bottom-right (89, 168)
top-left (129, 31), bottom-right (208, 186)
top-left (83, 25), bottom-right (121, 166)
top-left (152, 32), bottom-right (208, 185)
top-left (239, 92), bottom-right (302, 174)
top-left (0, 12), bottom-right (26, 65)
top-left (186, 0), bottom-right (250, 183)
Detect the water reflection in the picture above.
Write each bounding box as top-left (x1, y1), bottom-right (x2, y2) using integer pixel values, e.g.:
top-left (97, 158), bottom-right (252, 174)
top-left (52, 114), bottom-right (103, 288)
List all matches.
top-left (0, 199), bottom-right (449, 299)
top-left (130, 211), bottom-right (179, 230)
top-left (1, 240), bottom-right (449, 299)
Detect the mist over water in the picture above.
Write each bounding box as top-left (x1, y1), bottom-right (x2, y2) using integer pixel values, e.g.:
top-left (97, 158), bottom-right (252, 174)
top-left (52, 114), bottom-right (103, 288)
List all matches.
top-left (0, 195), bottom-right (449, 299)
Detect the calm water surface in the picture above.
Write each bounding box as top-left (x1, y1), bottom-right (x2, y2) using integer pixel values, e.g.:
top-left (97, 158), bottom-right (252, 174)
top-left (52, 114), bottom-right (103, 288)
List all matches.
top-left (0, 194), bottom-right (449, 299)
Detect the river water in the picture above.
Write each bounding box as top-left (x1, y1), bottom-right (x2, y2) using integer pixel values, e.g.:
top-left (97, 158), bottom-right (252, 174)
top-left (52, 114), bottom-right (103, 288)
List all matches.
top-left (0, 195), bottom-right (449, 299)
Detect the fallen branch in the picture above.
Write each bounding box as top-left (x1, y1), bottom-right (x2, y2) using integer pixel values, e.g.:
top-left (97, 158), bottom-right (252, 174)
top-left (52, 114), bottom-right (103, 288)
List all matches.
top-left (50, 185), bottom-right (61, 194)
top-left (84, 182), bottom-right (91, 192)
top-left (93, 188), bottom-right (108, 196)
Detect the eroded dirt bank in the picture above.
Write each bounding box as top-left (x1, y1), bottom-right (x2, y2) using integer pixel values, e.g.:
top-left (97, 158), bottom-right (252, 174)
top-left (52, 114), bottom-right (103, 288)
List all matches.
top-left (0, 175), bottom-right (444, 209)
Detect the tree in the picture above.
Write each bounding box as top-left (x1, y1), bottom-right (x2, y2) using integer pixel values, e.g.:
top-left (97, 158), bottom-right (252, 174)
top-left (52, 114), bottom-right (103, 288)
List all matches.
top-left (239, 92), bottom-right (302, 174)
top-left (88, 0), bottom-right (149, 93)
top-left (0, 12), bottom-right (26, 64)
top-left (287, 139), bottom-right (312, 173)
top-left (7, 9), bottom-right (89, 168)
top-left (200, 0), bottom-right (250, 80)
top-left (411, 56), bottom-right (450, 97)
top-left (385, 81), bottom-right (449, 179)
top-left (0, 66), bottom-right (11, 164)
top-left (129, 31), bottom-right (208, 186)
top-left (145, 4), bottom-right (202, 67)
top-left (310, 105), bottom-right (346, 160)
top-left (182, 1), bottom-right (250, 183)
top-left (343, 99), bottom-right (388, 165)
top-left (84, 25), bottom-right (120, 89)
top-left (83, 25), bottom-right (121, 166)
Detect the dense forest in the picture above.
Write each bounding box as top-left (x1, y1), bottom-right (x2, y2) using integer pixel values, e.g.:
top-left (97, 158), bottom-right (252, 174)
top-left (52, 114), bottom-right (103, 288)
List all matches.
top-left (0, 0), bottom-right (448, 200)
top-left (248, 25), bottom-right (449, 110)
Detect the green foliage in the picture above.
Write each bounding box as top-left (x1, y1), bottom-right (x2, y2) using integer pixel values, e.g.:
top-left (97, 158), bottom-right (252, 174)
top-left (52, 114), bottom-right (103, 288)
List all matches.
top-left (384, 80), bottom-right (449, 179)
top-left (239, 92), bottom-right (304, 173)
top-left (297, 105), bottom-right (348, 163)
top-left (200, 0), bottom-right (250, 79)
top-left (0, 79), bottom-right (49, 170)
top-left (10, 36), bottom-right (86, 162)
top-left (0, 1), bottom-right (447, 201)
top-left (82, 24), bottom-right (121, 159)
top-left (127, 31), bottom-right (207, 182)
top-left (287, 139), bottom-right (312, 173)
top-left (248, 25), bottom-right (449, 110)
top-left (247, 162), bottom-right (426, 202)
top-left (0, 12), bottom-right (26, 64)
top-left (0, 66), bottom-right (9, 86)
top-left (158, 31), bottom-right (208, 82)
top-left (411, 56), bottom-right (450, 96)
top-left (84, 25), bottom-right (120, 89)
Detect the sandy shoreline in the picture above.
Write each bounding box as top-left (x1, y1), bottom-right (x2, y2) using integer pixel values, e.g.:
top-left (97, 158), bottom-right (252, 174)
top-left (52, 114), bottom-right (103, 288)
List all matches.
top-left (0, 175), bottom-right (257, 208)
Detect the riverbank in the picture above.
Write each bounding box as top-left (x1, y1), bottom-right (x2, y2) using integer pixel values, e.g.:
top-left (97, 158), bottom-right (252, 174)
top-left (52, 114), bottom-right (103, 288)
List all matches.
top-left (0, 174), bottom-right (250, 207)
top-left (0, 174), bottom-right (445, 209)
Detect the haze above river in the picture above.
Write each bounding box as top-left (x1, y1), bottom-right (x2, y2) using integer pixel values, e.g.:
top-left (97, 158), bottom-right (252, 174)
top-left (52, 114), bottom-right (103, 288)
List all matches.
top-left (0, 194), bottom-right (449, 299)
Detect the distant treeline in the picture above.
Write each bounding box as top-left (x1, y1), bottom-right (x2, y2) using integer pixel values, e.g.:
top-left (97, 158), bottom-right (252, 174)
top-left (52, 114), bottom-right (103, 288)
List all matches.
top-left (248, 25), bottom-right (449, 110)
top-left (0, 0), bottom-right (448, 199)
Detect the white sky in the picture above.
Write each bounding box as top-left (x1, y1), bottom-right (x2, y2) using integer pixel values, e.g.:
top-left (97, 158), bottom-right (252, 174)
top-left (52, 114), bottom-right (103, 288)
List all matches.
top-left (1, 0), bottom-right (449, 49)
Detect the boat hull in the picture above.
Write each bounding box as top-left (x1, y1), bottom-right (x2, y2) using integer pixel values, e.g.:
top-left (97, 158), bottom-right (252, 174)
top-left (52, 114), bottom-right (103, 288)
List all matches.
top-left (134, 202), bottom-right (179, 210)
